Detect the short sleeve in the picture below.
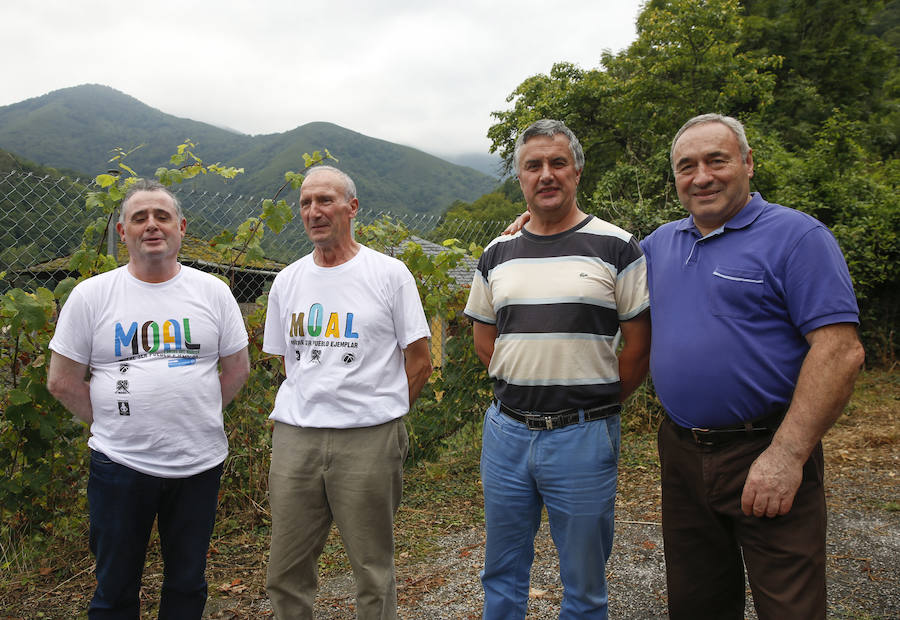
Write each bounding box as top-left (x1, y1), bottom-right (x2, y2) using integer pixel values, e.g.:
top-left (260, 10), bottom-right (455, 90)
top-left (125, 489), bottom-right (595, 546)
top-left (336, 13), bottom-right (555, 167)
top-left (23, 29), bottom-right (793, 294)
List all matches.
top-left (262, 274), bottom-right (287, 356)
top-left (217, 282), bottom-right (249, 357)
top-left (48, 284), bottom-right (93, 365)
top-left (614, 237), bottom-right (650, 321)
top-left (783, 226), bottom-right (859, 335)
top-left (463, 256), bottom-right (496, 324)
top-left (391, 267), bottom-right (431, 349)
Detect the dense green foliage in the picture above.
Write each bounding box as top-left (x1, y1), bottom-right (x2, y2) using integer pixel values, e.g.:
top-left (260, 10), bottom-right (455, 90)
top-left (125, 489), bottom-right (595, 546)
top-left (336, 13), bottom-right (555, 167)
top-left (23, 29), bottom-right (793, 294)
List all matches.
top-left (356, 217), bottom-right (491, 462)
top-left (0, 85), bottom-right (497, 219)
top-left (429, 178), bottom-right (526, 246)
top-left (488, 0), bottom-right (898, 361)
top-left (0, 281), bottom-right (87, 560)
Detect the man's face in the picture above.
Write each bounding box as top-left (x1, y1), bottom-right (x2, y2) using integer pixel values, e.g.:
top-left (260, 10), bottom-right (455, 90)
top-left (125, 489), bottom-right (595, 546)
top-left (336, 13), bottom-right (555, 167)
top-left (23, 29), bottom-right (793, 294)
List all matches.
top-left (672, 122), bottom-right (754, 235)
top-left (116, 190), bottom-right (185, 266)
top-left (517, 134), bottom-right (582, 219)
top-left (299, 171), bottom-right (358, 248)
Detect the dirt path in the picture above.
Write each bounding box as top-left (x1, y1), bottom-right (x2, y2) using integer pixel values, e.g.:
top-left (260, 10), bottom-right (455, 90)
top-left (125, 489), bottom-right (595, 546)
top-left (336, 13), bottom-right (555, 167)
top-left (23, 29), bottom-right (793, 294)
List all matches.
top-left (220, 504), bottom-right (894, 619)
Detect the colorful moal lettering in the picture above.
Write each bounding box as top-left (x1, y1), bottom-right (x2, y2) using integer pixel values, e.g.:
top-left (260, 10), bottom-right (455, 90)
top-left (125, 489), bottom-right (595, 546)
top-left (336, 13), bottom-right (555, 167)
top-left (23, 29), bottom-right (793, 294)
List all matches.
top-left (290, 304), bottom-right (359, 339)
top-left (114, 318), bottom-right (202, 357)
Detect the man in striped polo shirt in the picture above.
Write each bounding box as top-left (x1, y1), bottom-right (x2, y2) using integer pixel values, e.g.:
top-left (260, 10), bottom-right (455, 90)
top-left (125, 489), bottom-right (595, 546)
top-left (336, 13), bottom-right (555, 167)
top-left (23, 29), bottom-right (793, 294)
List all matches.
top-left (464, 119), bottom-right (651, 620)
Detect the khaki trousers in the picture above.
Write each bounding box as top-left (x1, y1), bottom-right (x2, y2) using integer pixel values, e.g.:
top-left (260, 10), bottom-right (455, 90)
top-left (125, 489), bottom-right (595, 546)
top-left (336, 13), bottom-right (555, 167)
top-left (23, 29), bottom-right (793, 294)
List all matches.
top-left (266, 418), bottom-right (408, 620)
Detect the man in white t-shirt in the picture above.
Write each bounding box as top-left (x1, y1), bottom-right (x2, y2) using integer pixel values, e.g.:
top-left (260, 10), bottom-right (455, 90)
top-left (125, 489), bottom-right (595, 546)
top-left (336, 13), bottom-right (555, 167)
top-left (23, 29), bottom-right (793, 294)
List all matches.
top-left (47, 179), bottom-right (250, 619)
top-left (263, 166), bottom-right (433, 619)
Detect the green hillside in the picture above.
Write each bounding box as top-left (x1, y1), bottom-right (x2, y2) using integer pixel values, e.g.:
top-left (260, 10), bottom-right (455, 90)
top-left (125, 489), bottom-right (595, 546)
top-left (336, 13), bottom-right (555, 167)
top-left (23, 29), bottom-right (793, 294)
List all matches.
top-left (0, 85), bottom-right (497, 216)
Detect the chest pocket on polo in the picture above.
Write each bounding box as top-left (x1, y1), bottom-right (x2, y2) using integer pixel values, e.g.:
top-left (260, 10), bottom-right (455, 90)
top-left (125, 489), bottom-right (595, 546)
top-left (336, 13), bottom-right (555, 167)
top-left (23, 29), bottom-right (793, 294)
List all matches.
top-left (709, 266), bottom-right (766, 318)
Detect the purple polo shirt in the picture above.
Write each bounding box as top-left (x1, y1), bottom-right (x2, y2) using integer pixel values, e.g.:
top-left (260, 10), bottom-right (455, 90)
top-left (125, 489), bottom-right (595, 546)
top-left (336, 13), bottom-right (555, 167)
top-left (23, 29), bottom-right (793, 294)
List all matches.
top-left (641, 193), bottom-right (859, 428)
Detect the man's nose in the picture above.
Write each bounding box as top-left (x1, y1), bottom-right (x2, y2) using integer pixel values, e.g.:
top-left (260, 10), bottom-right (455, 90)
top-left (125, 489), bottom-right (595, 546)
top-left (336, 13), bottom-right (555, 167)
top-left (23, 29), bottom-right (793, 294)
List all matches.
top-left (693, 163), bottom-right (714, 185)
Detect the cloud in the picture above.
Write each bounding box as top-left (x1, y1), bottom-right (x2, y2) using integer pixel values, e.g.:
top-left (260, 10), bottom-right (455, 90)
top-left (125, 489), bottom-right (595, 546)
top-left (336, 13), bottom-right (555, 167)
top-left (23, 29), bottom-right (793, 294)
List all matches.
top-left (0, 0), bottom-right (643, 155)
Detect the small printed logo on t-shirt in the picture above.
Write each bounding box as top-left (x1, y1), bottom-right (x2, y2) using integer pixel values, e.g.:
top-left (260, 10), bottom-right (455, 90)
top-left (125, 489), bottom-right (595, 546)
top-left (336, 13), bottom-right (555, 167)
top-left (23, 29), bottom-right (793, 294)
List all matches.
top-left (119, 363), bottom-right (129, 373)
top-left (117, 401), bottom-right (130, 416)
top-left (115, 380), bottom-right (130, 394)
top-left (342, 352), bottom-right (356, 364)
top-left (310, 349), bottom-right (322, 364)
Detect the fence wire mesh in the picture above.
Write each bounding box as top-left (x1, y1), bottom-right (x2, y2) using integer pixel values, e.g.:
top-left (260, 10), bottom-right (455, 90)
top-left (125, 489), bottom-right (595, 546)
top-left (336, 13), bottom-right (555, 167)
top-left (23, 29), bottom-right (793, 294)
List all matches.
top-left (1, 170), bottom-right (510, 300)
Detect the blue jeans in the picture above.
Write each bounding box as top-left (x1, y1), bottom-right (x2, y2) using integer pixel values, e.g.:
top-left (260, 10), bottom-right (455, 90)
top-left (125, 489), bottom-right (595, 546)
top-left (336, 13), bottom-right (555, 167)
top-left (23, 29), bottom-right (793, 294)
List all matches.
top-left (480, 402), bottom-right (620, 620)
top-left (87, 450), bottom-right (223, 619)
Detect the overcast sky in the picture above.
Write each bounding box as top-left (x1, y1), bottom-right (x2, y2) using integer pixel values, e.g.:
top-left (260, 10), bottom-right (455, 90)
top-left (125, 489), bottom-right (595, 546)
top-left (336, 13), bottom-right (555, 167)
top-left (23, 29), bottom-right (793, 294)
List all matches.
top-left (1, 0), bottom-right (645, 157)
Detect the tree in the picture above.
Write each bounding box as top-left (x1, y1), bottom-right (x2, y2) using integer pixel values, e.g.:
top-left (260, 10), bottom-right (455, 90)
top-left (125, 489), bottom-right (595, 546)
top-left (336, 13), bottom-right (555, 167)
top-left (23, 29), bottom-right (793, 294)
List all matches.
top-left (487, 0), bottom-right (898, 358)
top-left (427, 188), bottom-right (525, 247)
top-left (741, 0), bottom-right (898, 155)
top-left (489, 0), bottom-right (781, 219)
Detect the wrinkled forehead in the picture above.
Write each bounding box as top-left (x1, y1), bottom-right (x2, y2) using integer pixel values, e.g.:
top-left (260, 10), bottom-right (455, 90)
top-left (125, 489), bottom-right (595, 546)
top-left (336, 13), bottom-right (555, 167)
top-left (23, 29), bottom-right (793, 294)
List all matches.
top-left (301, 170), bottom-right (349, 198)
top-left (122, 190), bottom-right (179, 218)
top-left (673, 122), bottom-right (741, 158)
top-left (519, 134), bottom-right (574, 164)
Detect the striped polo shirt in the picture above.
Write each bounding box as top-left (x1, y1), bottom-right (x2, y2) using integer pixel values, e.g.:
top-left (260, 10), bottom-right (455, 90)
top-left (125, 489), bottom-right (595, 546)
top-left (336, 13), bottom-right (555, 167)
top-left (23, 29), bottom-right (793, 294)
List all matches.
top-left (465, 215), bottom-right (649, 412)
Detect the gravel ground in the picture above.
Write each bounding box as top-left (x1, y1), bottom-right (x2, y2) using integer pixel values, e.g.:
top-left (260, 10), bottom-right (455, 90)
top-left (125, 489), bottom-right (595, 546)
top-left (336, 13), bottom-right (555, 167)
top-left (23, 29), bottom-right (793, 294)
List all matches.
top-left (231, 504), bottom-right (898, 619)
top-left (204, 377), bottom-right (898, 620)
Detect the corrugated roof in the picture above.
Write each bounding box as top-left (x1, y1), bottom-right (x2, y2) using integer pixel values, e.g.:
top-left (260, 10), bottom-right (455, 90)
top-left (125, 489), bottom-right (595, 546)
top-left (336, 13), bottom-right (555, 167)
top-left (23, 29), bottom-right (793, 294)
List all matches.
top-left (407, 235), bottom-right (477, 287)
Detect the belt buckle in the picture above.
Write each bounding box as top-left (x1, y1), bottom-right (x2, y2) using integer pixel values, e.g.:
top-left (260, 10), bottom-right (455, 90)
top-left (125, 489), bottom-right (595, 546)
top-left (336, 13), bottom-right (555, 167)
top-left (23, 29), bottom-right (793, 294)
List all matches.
top-left (544, 415), bottom-right (555, 430)
top-left (690, 427), bottom-right (715, 447)
top-left (523, 416), bottom-right (542, 430)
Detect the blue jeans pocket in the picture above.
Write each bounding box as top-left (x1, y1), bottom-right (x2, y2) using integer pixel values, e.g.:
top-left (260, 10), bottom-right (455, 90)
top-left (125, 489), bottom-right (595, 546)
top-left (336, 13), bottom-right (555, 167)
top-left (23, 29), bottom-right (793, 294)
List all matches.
top-left (90, 449), bottom-right (116, 466)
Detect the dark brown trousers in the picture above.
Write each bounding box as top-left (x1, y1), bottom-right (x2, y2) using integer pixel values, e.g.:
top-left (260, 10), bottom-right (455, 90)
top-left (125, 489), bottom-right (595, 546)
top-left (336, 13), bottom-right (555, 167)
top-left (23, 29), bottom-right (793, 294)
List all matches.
top-left (658, 418), bottom-right (826, 620)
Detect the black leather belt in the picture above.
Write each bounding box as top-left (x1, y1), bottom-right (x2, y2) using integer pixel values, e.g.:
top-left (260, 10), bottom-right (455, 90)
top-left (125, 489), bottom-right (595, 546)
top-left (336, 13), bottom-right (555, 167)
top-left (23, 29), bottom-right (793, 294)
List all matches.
top-left (667, 410), bottom-right (786, 447)
top-left (496, 400), bottom-right (621, 430)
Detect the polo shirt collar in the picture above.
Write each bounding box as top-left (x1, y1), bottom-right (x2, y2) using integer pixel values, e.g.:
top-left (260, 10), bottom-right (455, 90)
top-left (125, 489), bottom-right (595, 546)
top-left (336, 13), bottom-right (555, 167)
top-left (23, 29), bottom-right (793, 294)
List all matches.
top-left (675, 192), bottom-right (766, 235)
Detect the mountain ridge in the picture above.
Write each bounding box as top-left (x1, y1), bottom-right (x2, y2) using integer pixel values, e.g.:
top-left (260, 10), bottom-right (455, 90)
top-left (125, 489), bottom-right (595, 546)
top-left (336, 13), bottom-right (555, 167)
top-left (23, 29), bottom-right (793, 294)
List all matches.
top-left (0, 84), bottom-right (498, 215)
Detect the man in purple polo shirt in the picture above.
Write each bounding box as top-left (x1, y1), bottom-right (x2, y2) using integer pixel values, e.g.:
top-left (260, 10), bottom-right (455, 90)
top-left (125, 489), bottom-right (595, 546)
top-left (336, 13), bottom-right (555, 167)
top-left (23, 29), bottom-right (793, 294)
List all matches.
top-left (641, 114), bottom-right (865, 619)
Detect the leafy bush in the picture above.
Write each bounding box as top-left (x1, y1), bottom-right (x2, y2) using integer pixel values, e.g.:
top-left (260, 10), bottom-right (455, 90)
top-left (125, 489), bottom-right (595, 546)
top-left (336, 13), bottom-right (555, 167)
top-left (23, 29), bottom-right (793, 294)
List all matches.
top-left (0, 281), bottom-right (88, 563)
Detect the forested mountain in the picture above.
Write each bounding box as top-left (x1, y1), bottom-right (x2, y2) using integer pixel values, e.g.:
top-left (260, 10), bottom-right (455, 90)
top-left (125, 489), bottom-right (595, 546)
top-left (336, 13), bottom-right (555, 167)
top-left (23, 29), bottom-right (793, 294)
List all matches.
top-left (0, 85), bottom-right (498, 216)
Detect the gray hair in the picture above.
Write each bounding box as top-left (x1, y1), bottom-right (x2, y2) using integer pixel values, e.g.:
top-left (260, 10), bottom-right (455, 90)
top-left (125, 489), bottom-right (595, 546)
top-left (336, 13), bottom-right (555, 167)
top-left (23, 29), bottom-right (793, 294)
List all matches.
top-left (302, 165), bottom-right (357, 201)
top-left (119, 179), bottom-right (183, 223)
top-left (513, 119), bottom-right (585, 172)
top-left (671, 114), bottom-right (751, 168)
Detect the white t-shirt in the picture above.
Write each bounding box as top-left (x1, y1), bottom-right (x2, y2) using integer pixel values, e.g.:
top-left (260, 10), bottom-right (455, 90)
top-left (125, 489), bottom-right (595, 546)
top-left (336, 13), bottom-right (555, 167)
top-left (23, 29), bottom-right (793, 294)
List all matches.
top-left (49, 265), bottom-right (248, 477)
top-left (263, 245), bottom-right (430, 428)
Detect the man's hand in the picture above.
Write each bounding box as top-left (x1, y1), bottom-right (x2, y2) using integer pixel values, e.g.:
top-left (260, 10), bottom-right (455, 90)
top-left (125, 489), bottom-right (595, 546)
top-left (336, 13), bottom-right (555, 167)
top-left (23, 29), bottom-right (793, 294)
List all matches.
top-left (740, 323), bottom-right (863, 518)
top-left (740, 443), bottom-right (804, 517)
top-left (502, 211), bottom-right (530, 235)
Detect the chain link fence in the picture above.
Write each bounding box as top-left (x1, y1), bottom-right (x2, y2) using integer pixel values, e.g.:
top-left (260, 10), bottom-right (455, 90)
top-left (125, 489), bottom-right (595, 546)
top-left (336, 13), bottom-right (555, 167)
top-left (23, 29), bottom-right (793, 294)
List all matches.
top-left (1, 169), bottom-right (509, 299)
top-left (1, 170), bottom-right (503, 453)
